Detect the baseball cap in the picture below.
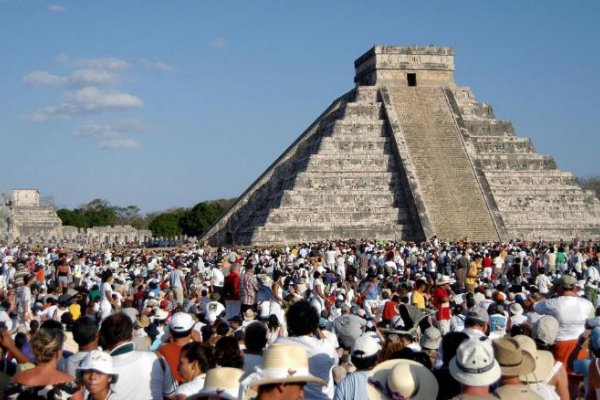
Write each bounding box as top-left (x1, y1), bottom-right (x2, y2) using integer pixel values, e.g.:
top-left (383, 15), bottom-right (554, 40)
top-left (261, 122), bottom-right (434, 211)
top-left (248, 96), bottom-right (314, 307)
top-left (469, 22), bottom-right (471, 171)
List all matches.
top-left (169, 312), bottom-right (194, 333)
top-left (559, 274), bottom-right (576, 289)
top-left (465, 306), bottom-right (489, 324)
top-left (351, 334), bottom-right (380, 358)
top-left (76, 350), bottom-right (119, 383)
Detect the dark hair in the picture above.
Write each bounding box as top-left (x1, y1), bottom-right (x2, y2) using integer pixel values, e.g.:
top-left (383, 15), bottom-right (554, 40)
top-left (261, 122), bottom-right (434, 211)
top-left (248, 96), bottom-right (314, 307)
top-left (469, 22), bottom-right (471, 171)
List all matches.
top-left (100, 312), bottom-right (133, 350)
top-left (286, 300), bottom-right (319, 337)
top-left (351, 354), bottom-right (378, 370)
top-left (172, 328), bottom-right (193, 339)
top-left (440, 332), bottom-right (469, 366)
top-left (216, 323), bottom-right (230, 336)
top-left (245, 321), bottom-right (268, 353)
top-left (14, 332), bottom-right (28, 350)
top-left (266, 314), bottom-right (280, 331)
top-left (213, 336), bottom-right (243, 368)
top-left (72, 316), bottom-right (99, 347)
top-left (180, 342), bottom-right (210, 373)
top-left (101, 270), bottom-right (113, 283)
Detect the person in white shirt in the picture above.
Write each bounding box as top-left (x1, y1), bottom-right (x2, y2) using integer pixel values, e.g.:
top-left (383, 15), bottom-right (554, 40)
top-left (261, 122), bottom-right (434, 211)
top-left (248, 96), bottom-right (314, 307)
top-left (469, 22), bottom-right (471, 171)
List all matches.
top-left (533, 274), bottom-right (594, 368)
top-left (275, 300), bottom-right (338, 400)
top-left (100, 312), bottom-right (176, 400)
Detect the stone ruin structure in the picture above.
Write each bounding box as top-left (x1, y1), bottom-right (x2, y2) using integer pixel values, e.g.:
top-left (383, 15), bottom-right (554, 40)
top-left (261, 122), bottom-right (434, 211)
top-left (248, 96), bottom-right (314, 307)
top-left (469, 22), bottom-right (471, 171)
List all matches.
top-left (0, 189), bottom-right (152, 246)
top-left (201, 45), bottom-right (600, 246)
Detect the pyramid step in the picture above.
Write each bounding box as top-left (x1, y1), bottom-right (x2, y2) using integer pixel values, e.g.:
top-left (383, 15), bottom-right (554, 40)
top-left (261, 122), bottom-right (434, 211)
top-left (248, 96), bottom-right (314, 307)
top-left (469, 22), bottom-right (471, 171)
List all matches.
top-left (462, 120), bottom-right (515, 136)
top-left (353, 86), bottom-right (380, 103)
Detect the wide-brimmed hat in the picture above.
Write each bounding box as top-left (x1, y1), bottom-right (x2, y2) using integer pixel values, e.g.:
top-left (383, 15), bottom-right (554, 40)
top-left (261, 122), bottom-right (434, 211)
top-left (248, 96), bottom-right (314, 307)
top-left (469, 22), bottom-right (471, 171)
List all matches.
top-left (492, 337), bottom-right (535, 377)
top-left (367, 359), bottom-right (438, 400)
top-left (243, 309), bottom-right (256, 322)
top-left (449, 338), bottom-right (501, 387)
top-left (135, 315), bottom-right (150, 328)
top-left (76, 350), bottom-right (119, 383)
top-left (420, 326), bottom-right (442, 350)
top-left (532, 315), bottom-right (559, 346)
top-left (436, 275), bottom-right (451, 285)
top-left (241, 344), bottom-right (325, 396)
top-left (513, 335), bottom-right (554, 383)
top-left (509, 303), bottom-right (523, 316)
top-left (188, 367), bottom-right (244, 400)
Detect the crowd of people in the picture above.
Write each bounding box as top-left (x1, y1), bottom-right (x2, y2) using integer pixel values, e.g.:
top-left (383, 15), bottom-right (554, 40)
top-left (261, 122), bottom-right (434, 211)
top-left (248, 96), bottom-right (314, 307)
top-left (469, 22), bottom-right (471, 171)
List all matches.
top-left (0, 237), bottom-right (599, 399)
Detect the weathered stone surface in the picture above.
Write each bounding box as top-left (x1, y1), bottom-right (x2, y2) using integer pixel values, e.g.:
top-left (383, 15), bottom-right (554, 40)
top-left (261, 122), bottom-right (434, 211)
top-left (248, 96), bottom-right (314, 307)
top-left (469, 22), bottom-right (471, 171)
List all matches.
top-left (200, 46), bottom-right (600, 245)
top-left (0, 189), bottom-right (152, 245)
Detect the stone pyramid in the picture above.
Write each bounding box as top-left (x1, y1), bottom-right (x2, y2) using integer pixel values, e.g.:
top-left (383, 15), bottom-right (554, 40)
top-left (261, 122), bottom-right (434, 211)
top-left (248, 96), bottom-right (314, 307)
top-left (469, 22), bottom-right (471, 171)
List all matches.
top-left (201, 46), bottom-right (600, 245)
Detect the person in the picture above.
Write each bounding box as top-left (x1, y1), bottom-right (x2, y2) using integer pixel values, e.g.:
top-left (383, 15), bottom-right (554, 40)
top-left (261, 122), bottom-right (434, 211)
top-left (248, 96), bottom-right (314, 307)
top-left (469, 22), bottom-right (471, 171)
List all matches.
top-left (76, 350), bottom-right (121, 400)
top-left (239, 264), bottom-right (260, 314)
top-left (175, 342), bottom-right (210, 400)
top-left (464, 307), bottom-right (489, 339)
top-left (334, 334), bottom-right (380, 400)
top-left (534, 274), bottom-right (594, 369)
top-left (4, 322), bottom-right (83, 399)
top-left (59, 316), bottom-right (100, 377)
top-left (433, 275), bottom-right (452, 334)
top-left (310, 271), bottom-right (328, 316)
top-left (241, 344), bottom-right (325, 400)
top-left (100, 312), bottom-right (176, 400)
top-left (448, 337), bottom-right (501, 399)
top-left (411, 279), bottom-right (427, 309)
top-left (275, 300), bottom-right (338, 399)
top-left (332, 304), bottom-right (367, 350)
top-left (223, 263), bottom-right (241, 321)
top-left (367, 358), bottom-right (439, 399)
top-left (16, 274), bottom-right (33, 325)
top-left (170, 264), bottom-right (187, 305)
top-left (189, 367), bottom-right (244, 400)
top-left (513, 334), bottom-right (565, 400)
top-left (492, 337), bottom-right (540, 399)
top-left (158, 312), bottom-right (195, 384)
top-left (243, 321), bottom-right (268, 378)
top-left (99, 270), bottom-right (115, 321)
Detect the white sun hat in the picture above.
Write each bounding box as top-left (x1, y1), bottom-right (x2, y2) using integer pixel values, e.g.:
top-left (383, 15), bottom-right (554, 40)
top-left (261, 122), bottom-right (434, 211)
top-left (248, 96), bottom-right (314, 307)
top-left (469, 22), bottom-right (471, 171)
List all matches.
top-left (188, 367), bottom-right (244, 400)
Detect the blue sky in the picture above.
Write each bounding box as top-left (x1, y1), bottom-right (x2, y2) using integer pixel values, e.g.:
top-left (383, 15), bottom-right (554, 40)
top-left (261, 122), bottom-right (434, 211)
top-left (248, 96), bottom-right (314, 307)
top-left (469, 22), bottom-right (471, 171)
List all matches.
top-left (1, 1), bottom-right (599, 213)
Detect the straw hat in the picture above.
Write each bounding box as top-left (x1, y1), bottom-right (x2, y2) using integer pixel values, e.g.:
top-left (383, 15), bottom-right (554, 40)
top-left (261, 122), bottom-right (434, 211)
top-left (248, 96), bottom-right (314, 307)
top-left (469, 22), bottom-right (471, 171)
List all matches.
top-left (436, 275), bottom-right (451, 285)
top-left (241, 344), bottom-right (325, 397)
top-left (367, 359), bottom-right (438, 400)
top-left (188, 367), bottom-right (244, 400)
top-left (512, 335), bottom-right (554, 383)
top-left (243, 309), bottom-right (256, 322)
top-left (492, 337), bottom-right (535, 377)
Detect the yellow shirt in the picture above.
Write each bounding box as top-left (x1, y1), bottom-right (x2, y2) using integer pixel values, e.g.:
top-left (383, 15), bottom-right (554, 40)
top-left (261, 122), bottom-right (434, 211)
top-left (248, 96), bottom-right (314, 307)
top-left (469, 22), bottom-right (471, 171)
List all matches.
top-left (412, 291), bottom-right (425, 309)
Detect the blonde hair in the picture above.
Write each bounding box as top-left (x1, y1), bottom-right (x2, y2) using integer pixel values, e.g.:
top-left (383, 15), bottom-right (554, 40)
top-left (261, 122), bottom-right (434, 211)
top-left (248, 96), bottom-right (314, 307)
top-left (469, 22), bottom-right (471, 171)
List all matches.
top-left (31, 327), bottom-right (65, 363)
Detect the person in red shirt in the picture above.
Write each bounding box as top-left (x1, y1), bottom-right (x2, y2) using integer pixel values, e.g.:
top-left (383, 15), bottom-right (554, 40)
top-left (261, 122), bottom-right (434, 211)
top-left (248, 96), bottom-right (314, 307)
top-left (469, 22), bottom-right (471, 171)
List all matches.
top-left (157, 312), bottom-right (195, 384)
top-left (223, 263), bottom-right (241, 321)
top-left (433, 275), bottom-right (452, 334)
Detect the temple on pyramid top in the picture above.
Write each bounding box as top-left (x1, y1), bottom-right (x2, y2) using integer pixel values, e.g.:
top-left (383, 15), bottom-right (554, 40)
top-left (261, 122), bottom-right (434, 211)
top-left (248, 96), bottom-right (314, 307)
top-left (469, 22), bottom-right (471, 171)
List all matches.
top-left (354, 46), bottom-right (455, 87)
top-left (201, 45), bottom-right (600, 246)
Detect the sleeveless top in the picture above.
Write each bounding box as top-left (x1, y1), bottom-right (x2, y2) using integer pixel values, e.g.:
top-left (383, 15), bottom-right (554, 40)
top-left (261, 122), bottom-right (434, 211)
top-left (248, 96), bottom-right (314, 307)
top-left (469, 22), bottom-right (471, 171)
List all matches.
top-left (4, 380), bottom-right (80, 399)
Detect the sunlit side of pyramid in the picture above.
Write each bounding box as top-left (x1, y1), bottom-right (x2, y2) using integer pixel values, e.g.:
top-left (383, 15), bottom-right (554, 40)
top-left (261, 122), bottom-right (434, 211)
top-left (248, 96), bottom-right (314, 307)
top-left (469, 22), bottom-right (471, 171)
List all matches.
top-left (201, 46), bottom-right (600, 245)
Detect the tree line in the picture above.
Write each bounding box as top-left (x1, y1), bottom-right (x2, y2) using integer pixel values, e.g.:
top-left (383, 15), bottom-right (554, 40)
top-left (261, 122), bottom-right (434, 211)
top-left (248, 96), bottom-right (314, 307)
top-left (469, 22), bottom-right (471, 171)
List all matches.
top-left (56, 198), bottom-right (236, 238)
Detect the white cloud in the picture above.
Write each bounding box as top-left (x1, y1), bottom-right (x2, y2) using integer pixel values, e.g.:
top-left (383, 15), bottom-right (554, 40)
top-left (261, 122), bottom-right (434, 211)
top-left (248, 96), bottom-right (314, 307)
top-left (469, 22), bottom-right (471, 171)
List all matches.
top-left (211, 37), bottom-right (228, 50)
top-left (68, 69), bottom-right (120, 87)
top-left (23, 69), bottom-right (120, 88)
top-left (74, 119), bottom-right (144, 150)
top-left (75, 57), bottom-right (131, 71)
top-left (141, 59), bottom-right (175, 72)
top-left (29, 88), bottom-right (143, 121)
top-left (23, 71), bottom-right (65, 86)
top-left (48, 4), bottom-right (66, 12)
top-left (65, 87), bottom-right (143, 111)
top-left (30, 103), bottom-right (80, 122)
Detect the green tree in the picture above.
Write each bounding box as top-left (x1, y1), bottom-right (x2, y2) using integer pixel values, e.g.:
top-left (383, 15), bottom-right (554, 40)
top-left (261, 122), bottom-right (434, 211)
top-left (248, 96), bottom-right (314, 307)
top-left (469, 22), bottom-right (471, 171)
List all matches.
top-left (179, 200), bottom-right (229, 237)
top-left (149, 212), bottom-right (184, 237)
top-left (57, 208), bottom-right (88, 228)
